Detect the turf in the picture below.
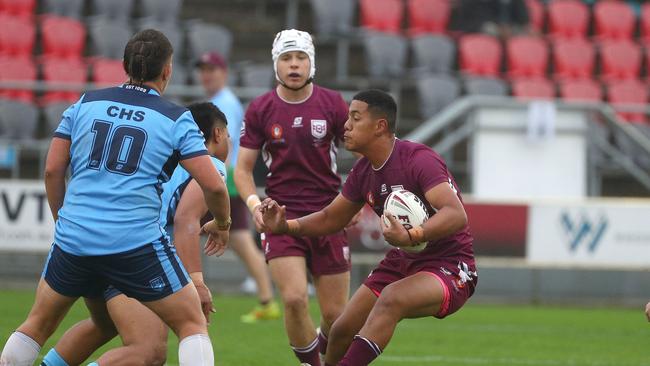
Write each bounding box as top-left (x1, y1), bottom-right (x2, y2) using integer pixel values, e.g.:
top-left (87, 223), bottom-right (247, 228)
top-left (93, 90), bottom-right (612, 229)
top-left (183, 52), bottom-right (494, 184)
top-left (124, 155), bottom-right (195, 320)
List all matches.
top-left (0, 289), bottom-right (648, 366)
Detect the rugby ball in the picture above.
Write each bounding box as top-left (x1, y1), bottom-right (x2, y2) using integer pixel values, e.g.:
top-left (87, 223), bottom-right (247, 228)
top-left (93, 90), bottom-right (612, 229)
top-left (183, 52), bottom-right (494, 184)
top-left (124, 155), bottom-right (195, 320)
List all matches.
top-left (382, 190), bottom-right (429, 253)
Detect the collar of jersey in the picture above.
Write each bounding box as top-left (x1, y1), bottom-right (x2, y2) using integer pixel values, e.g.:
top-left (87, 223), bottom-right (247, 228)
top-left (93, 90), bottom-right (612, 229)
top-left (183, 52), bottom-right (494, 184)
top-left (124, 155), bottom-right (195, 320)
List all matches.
top-left (120, 83), bottom-right (160, 96)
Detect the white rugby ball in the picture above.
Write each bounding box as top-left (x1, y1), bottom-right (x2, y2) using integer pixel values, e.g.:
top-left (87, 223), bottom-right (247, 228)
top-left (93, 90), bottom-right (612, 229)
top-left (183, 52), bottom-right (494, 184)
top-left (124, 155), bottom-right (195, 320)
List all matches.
top-left (382, 189), bottom-right (429, 253)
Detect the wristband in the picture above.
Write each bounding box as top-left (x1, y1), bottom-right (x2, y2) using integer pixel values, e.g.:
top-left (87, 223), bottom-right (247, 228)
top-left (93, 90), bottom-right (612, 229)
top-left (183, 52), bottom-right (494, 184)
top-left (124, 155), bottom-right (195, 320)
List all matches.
top-left (407, 226), bottom-right (425, 245)
top-left (246, 194), bottom-right (262, 213)
top-left (214, 217), bottom-right (231, 231)
top-left (286, 220), bottom-right (301, 235)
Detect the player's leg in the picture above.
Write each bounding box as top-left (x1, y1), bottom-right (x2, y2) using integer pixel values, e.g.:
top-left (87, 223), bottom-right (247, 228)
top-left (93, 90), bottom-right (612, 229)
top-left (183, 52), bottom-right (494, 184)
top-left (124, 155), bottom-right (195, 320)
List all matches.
top-left (323, 285), bottom-right (377, 366)
top-left (91, 294), bottom-right (168, 366)
top-left (312, 271), bottom-right (349, 359)
top-left (1, 279), bottom-right (77, 365)
top-left (268, 256), bottom-right (319, 365)
top-left (338, 272), bottom-right (445, 366)
top-left (42, 297), bottom-right (117, 366)
top-left (229, 229), bottom-right (278, 322)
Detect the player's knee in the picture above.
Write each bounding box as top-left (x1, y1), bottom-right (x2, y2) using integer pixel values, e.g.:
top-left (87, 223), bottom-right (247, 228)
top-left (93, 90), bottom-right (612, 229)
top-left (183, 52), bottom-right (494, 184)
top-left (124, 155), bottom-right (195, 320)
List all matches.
top-left (320, 306), bottom-right (344, 328)
top-left (374, 286), bottom-right (406, 316)
top-left (281, 292), bottom-right (309, 315)
top-left (132, 341), bottom-right (167, 366)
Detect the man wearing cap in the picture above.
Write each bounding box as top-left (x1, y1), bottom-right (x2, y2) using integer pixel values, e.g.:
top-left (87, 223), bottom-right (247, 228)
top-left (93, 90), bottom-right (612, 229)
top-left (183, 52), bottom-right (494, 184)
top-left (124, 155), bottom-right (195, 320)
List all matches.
top-left (234, 29), bottom-right (351, 366)
top-left (196, 51), bottom-right (280, 323)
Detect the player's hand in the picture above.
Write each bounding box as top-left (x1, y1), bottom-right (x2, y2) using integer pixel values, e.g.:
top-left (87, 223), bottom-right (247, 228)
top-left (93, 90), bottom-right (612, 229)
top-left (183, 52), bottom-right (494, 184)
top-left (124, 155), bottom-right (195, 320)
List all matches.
top-left (381, 213), bottom-right (411, 247)
top-left (193, 281), bottom-right (216, 324)
top-left (645, 302), bottom-right (650, 322)
top-left (261, 198), bottom-right (288, 234)
top-left (252, 203), bottom-right (269, 233)
top-left (201, 219), bottom-right (229, 256)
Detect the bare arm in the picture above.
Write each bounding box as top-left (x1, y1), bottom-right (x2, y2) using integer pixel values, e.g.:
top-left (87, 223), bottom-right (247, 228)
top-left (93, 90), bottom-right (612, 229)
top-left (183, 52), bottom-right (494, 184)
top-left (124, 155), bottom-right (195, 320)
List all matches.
top-left (44, 137), bottom-right (71, 221)
top-left (382, 181), bottom-right (468, 247)
top-left (180, 155), bottom-right (230, 225)
top-left (234, 147), bottom-right (266, 230)
top-left (262, 194), bottom-right (365, 237)
top-left (173, 179), bottom-right (216, 321)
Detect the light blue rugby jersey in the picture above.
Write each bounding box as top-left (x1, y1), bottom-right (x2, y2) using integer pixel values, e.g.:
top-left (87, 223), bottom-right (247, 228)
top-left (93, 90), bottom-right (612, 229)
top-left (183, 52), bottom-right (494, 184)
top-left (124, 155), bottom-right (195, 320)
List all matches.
top-left (159, 157), bottom-right (226, 240)
top-left (53, 84), bottom-right (208, 256)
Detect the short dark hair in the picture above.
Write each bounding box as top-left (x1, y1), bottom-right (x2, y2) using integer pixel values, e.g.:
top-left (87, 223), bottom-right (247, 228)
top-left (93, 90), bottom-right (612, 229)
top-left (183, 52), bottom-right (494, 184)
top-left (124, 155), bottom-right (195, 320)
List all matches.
top-left (187, 102), bottom-right (228, 142)
top-left (352, 89), bottom-right (397, 133)
top-left (123, 29), bottom-right (173, 84)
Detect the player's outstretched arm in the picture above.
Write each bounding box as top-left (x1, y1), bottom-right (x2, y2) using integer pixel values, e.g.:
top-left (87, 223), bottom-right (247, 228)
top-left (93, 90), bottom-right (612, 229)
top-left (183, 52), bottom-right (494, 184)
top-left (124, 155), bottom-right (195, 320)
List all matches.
top-left (234, 147), bottom-right (267, 232)
top-left (262, 194), bottom-right (364, 237)
top-left (44, 137), bottom-right (71, 221)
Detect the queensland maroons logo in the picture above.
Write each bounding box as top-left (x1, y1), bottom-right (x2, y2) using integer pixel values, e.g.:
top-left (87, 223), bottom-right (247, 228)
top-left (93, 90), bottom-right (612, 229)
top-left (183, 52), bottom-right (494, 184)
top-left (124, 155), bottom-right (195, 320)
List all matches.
top-left (311, 119), bottom-right (327, 139)
top-left (271, 124), bottom-right (283, 139)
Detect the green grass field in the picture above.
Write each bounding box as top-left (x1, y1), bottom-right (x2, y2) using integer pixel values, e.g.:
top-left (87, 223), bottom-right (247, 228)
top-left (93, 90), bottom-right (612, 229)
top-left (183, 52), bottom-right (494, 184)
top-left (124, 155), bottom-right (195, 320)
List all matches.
top-left (0, 289), bottom-right (648, 366)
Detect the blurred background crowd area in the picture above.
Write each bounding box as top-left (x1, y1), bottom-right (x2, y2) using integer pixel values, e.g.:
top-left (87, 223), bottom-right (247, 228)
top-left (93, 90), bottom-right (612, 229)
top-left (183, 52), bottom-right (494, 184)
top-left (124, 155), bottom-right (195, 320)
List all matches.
top-left (0, 0), bottom-right (649, 195)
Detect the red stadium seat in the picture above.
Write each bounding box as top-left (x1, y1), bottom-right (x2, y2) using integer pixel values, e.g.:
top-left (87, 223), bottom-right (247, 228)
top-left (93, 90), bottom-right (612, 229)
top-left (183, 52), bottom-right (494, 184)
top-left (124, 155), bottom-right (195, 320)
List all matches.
top-left (593, 0), bottom-right (635, 41)
top-left (0, 0), bottom-right (36, 19)
top-left (559, 79), bottom-right (602, 102)
top-left (640, 3), bottom-right (650, 45)
top-left (0, 56), bottom-right (36, 102)
top-left (507, 36), bottom-right (548, 79)
top-left (0, 14), bottom-right (35, 58)
top-left (511, 78), bottom-right (555, 99)
top-left (552, 38), bottom-right (595, 80)
top-left (407, 0), bottom-right (450, 35)
top-left (607, 79), bottom-right (648, 123)
top-left (459, 34), bottom-right (502, 77)
top-left (91, 58), bottom-right (128, 86)
top-left (359, 0), bottom-right (403, 34)
top-left (41, 15), bottom-right (86, 60)
top-left (548, 0), bottom-right (589, 40)
top-left (599, 40), bottom-right (641, 82)
top-left (526, 0), bottom-right (545, 33)
top-left (41, 58), bottom-right (87, 104)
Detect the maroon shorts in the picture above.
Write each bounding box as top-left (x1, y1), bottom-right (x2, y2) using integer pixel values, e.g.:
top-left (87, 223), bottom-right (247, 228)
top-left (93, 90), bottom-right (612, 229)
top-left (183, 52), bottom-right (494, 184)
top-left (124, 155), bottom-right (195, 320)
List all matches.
top-left (364, 249), bottom-right (478, 319)
top-left (261, 231), bottom-right (351, 276)
top-left (230, 195), bottom-right (250, 231)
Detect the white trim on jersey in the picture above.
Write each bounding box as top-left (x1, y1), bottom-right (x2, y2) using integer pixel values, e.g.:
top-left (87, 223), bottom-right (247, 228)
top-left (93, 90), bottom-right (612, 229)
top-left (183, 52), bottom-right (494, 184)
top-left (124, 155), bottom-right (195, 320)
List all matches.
top-left (261, 142), bottom-right (273, 177)
top-left (329, 140), bottom-right (338, 174)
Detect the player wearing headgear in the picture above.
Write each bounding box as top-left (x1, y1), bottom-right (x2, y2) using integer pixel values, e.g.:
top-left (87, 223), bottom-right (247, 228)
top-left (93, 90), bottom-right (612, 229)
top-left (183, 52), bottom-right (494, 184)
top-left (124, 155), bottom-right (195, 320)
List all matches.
top-left (234, 29), bottom-right (352, 366)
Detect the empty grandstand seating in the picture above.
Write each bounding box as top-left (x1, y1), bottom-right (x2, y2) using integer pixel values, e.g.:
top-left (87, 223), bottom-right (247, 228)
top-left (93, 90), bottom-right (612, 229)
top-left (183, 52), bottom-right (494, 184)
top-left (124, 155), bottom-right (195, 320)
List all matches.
top-left (362, 31), bottom-right (408, 79)
top-left (0, 14), bottom-right (35, 58)
top-left (464, 77), bottom-right (508, 96)
top-left (239, 63), bottom-right (274, 89)
top-left (506, 36), bottom-right (548, 79)
top-left (42, 0), bottom-right (84, 19)
top-left (140, 0), bottom-right (183, 24)
top-left (88, 20), bottom-right (132, 59)
top-left (459, 34), bottom-right (502, 77)
top-left (0, 56), bottom-right (36, 102)
top-left (559, 79), bottom-right (602, 102)
top-left (41, 58), bottom-right (87, 103)
top-left (359, 0), bottom-right (403, 34)
top-left (547, 0), bottom-right (589, 40)
top-left (593, 0), bottom-right (635, 41)
top-left (43, 102), bottom-right (70, 133)
top-left (187, 22), bottom-right (233, 62)
top-left (525, 0), bottom-right (544, 33)
top-left (416, 74), bottom-right (460, 118)
top-left (0, 100), bottom-right (38, 140)
top-left (91, 58), bottom-right (127, 86)
top-left (310, 0), bottom-right (355, 36)
top-left (407, 0), bottom-right (449, 35)
top-left (0, 0), bottom-right (36, 19)
top-left (511, 78), bottom-right (555, 99)
top-left (410, 34), bottom-right (455, 74)
top-left (599, 40), bottom-right (641, 82)
top-left (40, 15), bottom-right (86, 60)
top-left (552, 38), bottom-right (595, 80)
top-left (90, 0), bottom-right (134, 23)
top-left (606, 79), bottom-right (648, 123)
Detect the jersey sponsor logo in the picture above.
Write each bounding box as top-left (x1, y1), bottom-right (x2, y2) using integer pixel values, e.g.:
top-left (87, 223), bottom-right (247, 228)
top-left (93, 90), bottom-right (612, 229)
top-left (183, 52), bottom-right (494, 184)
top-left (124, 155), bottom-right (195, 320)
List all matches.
top-left (106, 106), bottom-right (145, 122)
top-left (292, 116), bottom-right (303, 128)
top-left (271, 123), bottom-right (283, 140)
top-left (311, 119), bottom-right (327, 139)
top-left (380, 184), bottom-right (388, 195)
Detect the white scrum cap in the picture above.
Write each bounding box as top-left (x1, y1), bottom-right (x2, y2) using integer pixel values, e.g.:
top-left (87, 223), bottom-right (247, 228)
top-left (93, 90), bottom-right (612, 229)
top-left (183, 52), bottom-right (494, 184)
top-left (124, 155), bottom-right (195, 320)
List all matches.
top-left (271, 29), bottom-right (316, 81)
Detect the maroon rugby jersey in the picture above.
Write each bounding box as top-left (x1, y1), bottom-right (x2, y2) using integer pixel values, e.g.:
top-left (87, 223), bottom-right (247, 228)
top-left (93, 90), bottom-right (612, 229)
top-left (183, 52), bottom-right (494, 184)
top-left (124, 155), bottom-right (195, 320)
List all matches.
top-left (342, 139), bottom-right (474, 260)
top-left (240, 85), bottom-right (348, 217)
